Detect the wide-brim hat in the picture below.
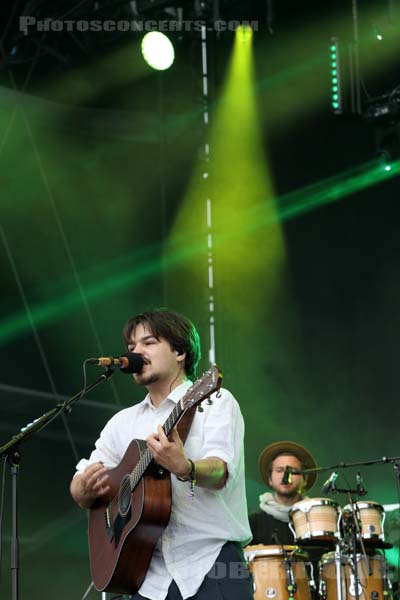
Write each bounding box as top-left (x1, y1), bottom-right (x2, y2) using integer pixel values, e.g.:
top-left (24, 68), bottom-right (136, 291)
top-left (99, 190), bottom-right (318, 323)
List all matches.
top-left (258, 441), bottom-right (318, 491)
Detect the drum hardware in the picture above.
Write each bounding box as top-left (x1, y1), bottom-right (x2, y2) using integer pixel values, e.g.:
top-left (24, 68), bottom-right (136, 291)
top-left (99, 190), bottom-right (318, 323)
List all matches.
top-left (307, 561), bottom-right (316, 595)
top-left (334, 544), bottom-right (345, 600)
top-left (348, 569), bottom-right (363, 596)
top-left (321, 472), bottom-right (339, 496)
top-left (244, 544), bottom-right (313, 600)
top-left (342, 493), bottom-right (371, 600)
top-left (320, 472), bottom-right (373, 600)
top-left (355, 472), bottom-right (367, 498)
top-left (253, 456), bottom-right (400, 600)
top-left (284, 558), bottom-right (297, 597)
top-left (282, 546), bottom-right (300, 598)
top-left (319, 550), bottom-right (391, 600)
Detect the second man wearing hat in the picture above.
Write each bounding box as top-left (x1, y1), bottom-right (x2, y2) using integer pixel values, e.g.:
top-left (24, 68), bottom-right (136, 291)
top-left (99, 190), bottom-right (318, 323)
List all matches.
top-left (249, 441), bottom-right (317, 545)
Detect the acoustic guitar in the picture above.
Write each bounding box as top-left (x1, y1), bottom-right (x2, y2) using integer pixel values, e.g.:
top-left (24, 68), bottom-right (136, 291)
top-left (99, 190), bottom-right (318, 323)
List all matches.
top-left (88, 365), bottom-right (222, 594)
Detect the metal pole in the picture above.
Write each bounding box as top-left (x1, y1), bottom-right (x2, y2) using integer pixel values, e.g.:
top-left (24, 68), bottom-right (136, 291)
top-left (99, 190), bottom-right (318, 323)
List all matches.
top-left (351, 0), bottom-right (362, 114)
top-left (334, 542), bottom-right (343, 600)
top-left (200, 24), bottom-right (217, 366)
top-left (9, 452), bottom-right (20, 600)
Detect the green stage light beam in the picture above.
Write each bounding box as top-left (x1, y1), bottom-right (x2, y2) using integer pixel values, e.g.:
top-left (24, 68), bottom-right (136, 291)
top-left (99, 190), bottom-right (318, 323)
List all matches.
top-left (2, 157), bottom-right (399, 347)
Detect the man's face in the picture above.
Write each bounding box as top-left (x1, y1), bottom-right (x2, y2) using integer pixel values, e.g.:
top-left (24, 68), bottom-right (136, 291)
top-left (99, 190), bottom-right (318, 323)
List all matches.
top-left (127, 322), bottom-right (184, 387)
top-left (268, 454), bottom-right (305, 500)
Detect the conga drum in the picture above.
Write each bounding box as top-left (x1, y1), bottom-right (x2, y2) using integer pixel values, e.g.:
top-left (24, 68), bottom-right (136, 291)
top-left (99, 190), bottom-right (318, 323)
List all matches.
top-left (244, 544), bottom-right (313, 600)
top-left (319, 551), bottom-right (391, 600)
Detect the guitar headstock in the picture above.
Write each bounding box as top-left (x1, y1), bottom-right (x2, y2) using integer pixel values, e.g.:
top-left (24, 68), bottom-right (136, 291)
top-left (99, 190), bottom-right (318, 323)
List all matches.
top-left (181, 365), bottom-right (222, 410)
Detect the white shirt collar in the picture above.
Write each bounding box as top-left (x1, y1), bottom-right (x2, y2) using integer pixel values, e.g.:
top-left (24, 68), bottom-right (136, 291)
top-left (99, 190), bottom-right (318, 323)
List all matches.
top-left (141, 380), bottom-right (193, 410)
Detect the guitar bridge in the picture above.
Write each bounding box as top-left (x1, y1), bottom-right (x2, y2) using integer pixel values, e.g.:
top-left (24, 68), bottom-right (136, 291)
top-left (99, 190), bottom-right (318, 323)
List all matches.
top-left (105, 507), bottom-right (111, 529)
top-left (105, 507), bottom-right (114, 542)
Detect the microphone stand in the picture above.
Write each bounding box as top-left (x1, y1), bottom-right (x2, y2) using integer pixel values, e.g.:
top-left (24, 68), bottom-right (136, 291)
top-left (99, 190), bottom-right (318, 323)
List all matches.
top-left (0, 369), bottom-right (114, 600)
top-left (288, 454), bottom-right (400, 480)
top-left (273, 530), bottom-right (297, 600)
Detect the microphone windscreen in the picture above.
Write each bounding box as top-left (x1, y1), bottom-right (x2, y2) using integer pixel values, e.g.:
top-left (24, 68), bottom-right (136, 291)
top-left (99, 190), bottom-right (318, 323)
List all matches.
top-left (120, 352), bottom-right (145, 374)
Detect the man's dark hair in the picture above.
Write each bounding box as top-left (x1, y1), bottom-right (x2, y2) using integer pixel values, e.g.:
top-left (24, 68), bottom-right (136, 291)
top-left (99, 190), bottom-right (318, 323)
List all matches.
top-left (123, 309), bottom-right (202, 381)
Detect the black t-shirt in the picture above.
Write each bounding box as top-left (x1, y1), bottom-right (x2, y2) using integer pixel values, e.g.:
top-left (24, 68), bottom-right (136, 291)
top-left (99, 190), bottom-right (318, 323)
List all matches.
top-left (248, 508), bottom-right (331, 583)
top-left (249, 510), bottom-right (296, 546)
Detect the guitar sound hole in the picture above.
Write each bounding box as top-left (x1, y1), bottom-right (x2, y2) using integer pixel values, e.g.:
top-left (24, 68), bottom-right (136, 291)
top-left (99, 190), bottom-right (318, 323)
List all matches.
top-left (118, 475), bottom-right (132, 517)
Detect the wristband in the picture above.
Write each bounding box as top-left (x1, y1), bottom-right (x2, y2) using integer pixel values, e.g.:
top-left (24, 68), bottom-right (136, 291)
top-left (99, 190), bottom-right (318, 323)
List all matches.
top-left (177, 458), bottom-right (196, 482)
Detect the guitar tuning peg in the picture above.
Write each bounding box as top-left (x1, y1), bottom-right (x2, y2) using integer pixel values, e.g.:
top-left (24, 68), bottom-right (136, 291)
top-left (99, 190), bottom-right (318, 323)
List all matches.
top-left (206, 398), bottom-right (213, 405)
top-left (197, 405), bottom-right (204, 412)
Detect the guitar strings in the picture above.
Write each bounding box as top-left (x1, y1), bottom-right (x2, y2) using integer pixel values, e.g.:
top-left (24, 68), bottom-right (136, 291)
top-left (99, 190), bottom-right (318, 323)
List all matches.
top-left (107, 401), bottom-right (185, 518)
top-left (105, 374), bottom-right (215, 524)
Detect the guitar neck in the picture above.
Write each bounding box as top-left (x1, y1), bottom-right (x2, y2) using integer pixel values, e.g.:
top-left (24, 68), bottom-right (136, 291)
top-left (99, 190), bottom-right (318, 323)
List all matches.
top-left (162, 400), bottom-right (185, 438)
top-left (130, 400), bottom-right (185, 486)
top-left (128, 367), bottom-right (221, 489)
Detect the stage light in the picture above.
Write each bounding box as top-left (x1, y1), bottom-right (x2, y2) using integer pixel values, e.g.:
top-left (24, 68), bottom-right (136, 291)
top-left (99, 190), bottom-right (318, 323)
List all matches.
top-left (141, 32), bottom-right (175, 71)
top-left (236, 24), bottom-right (253, 43)
top-left (329, 37), bottom-right (343, 114)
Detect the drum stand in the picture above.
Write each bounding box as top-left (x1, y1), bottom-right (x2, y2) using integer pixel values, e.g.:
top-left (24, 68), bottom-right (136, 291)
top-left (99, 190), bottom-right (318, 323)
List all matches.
top-left (282, 548), bottom-right (297, 599)
top-left (335, 490), bottom-right (371, 600)
top-left (333, 542), bottom-right (344, 600)
top-left (345, 492), bottom-right (372, 599)
top-left (319, 482), bottom-right (370, 600)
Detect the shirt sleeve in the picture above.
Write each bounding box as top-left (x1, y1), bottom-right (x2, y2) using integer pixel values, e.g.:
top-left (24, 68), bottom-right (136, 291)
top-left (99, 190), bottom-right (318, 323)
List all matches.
top-left (74, 412), bottom-right (124, 475)
top-left (198, 387), bottom-right (245, 488)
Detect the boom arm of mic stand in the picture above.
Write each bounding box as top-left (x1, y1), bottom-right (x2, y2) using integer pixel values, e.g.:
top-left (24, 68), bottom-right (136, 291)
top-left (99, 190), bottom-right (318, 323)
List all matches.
top-left (0, 369), bottom-right (114, 458)
top-left (0, 369), bottom-right (114, 600)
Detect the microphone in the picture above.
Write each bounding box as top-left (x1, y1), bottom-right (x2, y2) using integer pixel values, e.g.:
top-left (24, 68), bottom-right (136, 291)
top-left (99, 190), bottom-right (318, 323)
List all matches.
top-left (356, 471), bottom-right (367, 496)
top-left (281, 466), bottom-right (292, 485)
top-left (87, 352), bottom-right (145, 374)
top-left (321, 471), bottom-right (338, 495)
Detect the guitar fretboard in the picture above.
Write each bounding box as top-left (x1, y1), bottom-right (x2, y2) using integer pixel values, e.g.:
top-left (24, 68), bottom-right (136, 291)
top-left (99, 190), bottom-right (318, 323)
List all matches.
top-left (128, 400), bottom-right (184, 490)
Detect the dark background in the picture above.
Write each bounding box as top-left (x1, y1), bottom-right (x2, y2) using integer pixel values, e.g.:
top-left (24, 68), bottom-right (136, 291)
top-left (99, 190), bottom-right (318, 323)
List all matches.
top-left (0, 1), bottom-right (399, 598)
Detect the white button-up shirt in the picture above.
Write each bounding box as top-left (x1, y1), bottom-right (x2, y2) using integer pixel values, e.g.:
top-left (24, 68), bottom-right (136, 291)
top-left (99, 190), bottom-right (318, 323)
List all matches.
top-left (75, 381), bottom-right (252, 600)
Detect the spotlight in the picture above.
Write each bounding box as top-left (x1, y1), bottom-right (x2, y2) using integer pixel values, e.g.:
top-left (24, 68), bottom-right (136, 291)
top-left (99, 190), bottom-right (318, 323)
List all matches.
top-left (141, 32), bottom-right (175, 71)
top-left (236, 24), bottom-right (253, 42)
